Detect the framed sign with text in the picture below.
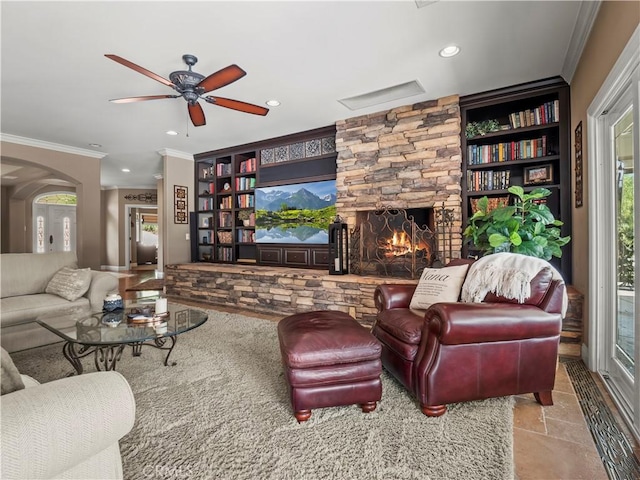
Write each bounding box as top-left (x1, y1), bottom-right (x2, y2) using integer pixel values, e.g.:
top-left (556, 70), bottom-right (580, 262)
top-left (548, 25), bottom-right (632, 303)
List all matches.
top-left (574, 121), bottom-right (583, 207)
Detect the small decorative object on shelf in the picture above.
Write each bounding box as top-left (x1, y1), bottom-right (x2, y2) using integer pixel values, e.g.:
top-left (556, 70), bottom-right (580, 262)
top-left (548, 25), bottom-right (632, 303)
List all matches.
top-left (524, 164), bottom-right (553, 185)
top-left (103, 294), bottom-right (124, 312)
top-left (329, 215), bottom-right (349, 275)
top-left (465, 119), bottom-right (501, 138)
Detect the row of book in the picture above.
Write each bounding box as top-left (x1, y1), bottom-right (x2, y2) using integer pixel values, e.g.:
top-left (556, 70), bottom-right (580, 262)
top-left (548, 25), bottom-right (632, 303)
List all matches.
top-left (237, 229), bottom-right (255, 243)
top-left (237, 194), bottom-right (255, 208)
top-left (508, 100), bottom-right (559, 129)
top-left (219, 196), bottom-right (233, 209)
top-left (467, 136), bottom-right (548, 165)
top-left (218, 247), bottom-right (233, 262)
top-left (216, 162), bottom-right (233, 176)
top-left (467, 170), bottom-right (511, 192)
top-left (200, 198), bottom-right (213, 211)
top-left (218, 211), bottom-right (233, 228)
top-left (239, 157), bottom-right (257, 173)
top-left (235, 176), bottom-right (256, 191)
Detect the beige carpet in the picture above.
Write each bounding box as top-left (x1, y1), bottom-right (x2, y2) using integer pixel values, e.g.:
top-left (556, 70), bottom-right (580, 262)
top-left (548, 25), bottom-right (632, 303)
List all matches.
top-left (125, 278), bottom-right (165, 291)
top-left (12, 311), bottom-right (514, 479)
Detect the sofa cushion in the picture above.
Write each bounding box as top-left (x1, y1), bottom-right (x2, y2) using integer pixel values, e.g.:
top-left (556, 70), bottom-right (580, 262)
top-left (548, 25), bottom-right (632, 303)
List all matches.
top-left (45, 267), bottom-right (91, 301)
top-left (1, 348), bottom-right (25, 395)
top-left (0, 294), bottom-right (89, 327)
top-left (0, 252), bottom-right (78, 298)
top-left (409, 264), bottom-right (470, 311)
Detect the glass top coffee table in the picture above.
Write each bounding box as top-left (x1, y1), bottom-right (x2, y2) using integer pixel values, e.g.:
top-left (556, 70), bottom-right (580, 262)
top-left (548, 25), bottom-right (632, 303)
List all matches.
top-left (36, 299), bottom-right (207, 375)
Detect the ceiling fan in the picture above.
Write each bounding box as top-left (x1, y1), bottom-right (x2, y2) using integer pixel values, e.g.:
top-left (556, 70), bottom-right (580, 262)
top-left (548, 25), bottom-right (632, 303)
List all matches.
top-left (105, 54), bottom-right (269, 127)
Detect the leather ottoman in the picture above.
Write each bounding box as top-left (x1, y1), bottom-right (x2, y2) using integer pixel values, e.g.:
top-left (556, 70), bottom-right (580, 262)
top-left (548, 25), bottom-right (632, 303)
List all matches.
top-left (277, 310), bottom-right (383, 422)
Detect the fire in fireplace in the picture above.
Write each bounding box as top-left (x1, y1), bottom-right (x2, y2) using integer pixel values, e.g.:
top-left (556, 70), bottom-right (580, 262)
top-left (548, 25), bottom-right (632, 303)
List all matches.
top-left (350, 207), bottom-right (437, 279)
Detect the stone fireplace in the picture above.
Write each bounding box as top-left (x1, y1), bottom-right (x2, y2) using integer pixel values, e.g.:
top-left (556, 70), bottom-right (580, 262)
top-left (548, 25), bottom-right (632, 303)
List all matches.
top-left (335, 95), bottom-right (463, 266)
top-left (350, 206), bottom-right (437, 279)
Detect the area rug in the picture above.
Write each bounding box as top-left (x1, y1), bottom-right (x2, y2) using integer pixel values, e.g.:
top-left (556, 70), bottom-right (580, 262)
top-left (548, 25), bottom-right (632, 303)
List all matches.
top-left (125, 278), bottom-right (165, 291)
top-left (11, 311), bottom-right (514, 479)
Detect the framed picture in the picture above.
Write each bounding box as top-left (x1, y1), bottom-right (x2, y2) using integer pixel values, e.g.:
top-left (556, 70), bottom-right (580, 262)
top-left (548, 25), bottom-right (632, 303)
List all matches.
top-left (575, 121), bottom-right (583, 207)
top-left (174, 185), bottom-right (188, 224)
top-left (523, 164), bottom-right (553, 185)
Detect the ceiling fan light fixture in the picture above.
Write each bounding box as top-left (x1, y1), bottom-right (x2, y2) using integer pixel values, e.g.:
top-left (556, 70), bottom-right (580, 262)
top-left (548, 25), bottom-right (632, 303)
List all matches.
top-left (439, 45), bottom-right (460, 58)
top-left (266, 99), bottom-right (280, 107)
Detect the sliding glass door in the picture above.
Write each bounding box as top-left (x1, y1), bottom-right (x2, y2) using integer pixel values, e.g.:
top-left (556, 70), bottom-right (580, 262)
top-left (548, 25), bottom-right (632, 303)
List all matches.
top-left (604, 95), bottom-right (637, 423)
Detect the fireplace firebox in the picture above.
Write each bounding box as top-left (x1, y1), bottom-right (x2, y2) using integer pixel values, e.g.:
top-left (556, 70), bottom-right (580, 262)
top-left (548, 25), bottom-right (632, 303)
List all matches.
top-left (349, 207), bottom-right (437, 279)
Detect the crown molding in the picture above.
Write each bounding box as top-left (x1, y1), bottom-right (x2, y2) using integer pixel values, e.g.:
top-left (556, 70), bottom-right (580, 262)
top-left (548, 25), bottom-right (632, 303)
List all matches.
top-left (157, 148), bottom-right (194, 161)
top-left (0, 133), bottom-right (107, 159)
top-left (562, 0), bottom-right (602, 84)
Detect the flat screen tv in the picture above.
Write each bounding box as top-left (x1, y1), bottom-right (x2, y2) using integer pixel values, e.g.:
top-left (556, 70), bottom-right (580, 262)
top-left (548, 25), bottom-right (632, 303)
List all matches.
top-left (255, 179), bottom-right (337, 244)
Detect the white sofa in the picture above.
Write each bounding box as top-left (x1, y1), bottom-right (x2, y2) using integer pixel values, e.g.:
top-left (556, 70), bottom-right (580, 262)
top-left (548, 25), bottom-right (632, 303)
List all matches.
top-left (0, 252), bottom-right (119, 352)
top-left (1, 370), bottom-right (136, 479)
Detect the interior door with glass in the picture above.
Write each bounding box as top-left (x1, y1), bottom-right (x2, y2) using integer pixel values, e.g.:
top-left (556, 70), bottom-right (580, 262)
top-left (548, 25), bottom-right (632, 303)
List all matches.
top-left (604, 90), bottom-right (638, 430)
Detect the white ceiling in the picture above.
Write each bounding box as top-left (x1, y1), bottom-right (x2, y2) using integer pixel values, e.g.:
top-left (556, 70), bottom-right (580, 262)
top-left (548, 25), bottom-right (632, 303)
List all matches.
top-left (1, 1), bottom-right (589, 189)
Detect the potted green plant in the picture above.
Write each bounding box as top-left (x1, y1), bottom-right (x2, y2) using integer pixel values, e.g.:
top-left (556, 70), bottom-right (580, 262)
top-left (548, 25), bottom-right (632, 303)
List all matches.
top-left (463, 186), bottom-right (571, 260)
top-left (238, 210), bottom-right (252, 226)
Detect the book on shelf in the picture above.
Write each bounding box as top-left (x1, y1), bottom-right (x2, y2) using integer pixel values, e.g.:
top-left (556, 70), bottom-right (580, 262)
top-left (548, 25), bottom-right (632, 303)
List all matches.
top-left (508, 100), bottom-right (559, 129)
top-left (235, 176), bottom-right (256, 191)
top-left (467, 135), bottom-right (548, 165)
top-left (219, 196), bottom-right (232, 209)
top-left (236, 229), bottom-right (255, 243)
top-left (216, 163), bottom-right (232, 176)
top-left (467, 170), bottom-right (511, 192)
top-left (239, 157), bottom-right (257, 173)
top-left (217, 247), bottom-right (233, 262)
top-left (236, 193), bottom-right (255, 208)
top-left (218, 211), bottom-right (232, 227)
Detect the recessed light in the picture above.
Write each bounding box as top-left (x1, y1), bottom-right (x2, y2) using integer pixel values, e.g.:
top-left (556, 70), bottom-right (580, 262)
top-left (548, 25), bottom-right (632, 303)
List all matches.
top-left (166, 130), bottom-right (179, 136)
top-left (266, 100), bottom-right (280, 107)
top-left (439, 45), bottom-right (460, 58)
top-left (122, 168), bottom-right (131, 173)
top-left (89, 143), bottom-right (102, 148)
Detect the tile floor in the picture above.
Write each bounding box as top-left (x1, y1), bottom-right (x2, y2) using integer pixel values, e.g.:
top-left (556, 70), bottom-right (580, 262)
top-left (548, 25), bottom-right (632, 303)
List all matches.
top-left (120, 269), bottom-right (638, 479)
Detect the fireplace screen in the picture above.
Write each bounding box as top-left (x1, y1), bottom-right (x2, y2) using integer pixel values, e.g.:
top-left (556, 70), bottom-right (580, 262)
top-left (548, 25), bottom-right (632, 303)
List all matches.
top-left (350, 207), bottom-right (437, 279)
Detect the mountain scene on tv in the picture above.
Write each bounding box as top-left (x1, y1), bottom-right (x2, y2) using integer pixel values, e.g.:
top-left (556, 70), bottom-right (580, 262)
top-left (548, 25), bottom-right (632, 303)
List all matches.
top-left (255, 180), bottom-right (337, 244)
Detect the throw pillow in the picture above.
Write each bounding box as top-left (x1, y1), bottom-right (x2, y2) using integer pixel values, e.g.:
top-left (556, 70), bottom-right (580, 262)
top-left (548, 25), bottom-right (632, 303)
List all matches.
top-left (409, 264), bottom-right (470, 311)
top-left (1, 347), bottom-right (25, 395)
top-left (45, 266), bottom-right (92, 302)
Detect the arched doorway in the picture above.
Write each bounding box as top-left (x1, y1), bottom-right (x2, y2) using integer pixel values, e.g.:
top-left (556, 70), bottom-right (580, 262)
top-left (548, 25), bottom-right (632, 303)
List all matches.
top-left (33, 192), bottom-right (77, 253)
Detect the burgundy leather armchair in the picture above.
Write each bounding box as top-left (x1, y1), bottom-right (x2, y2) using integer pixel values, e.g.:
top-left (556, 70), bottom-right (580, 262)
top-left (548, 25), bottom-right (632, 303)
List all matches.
top-left (372, 260), bottom-right (565, 416)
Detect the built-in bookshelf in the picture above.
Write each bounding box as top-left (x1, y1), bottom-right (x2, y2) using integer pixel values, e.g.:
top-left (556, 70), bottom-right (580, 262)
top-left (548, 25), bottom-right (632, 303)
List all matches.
top-left (195, 151), bottom-right (257, 264)
top-left (193, 125), bottom-right (337, 268)
top-left (460, 77), bottom-right (572, 282)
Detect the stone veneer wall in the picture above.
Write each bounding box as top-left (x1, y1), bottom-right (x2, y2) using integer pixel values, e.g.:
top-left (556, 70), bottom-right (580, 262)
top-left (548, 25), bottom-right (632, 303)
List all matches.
top-left (165, 263), bottom-right (416, 327)
top-left (335, 95), bottom-right (463, 263)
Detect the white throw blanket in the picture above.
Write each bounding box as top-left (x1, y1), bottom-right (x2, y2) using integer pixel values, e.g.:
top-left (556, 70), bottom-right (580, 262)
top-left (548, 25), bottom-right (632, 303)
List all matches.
top-left (461, 252), bottom-right (568, 317)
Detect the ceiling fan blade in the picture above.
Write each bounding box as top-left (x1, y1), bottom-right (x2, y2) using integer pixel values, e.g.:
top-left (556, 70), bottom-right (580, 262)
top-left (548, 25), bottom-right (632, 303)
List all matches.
top-left (110, 95), bottom-right (179, 104)
top-left (205, 96), bottom-right (269, 116)
top-left (105, 54), bottom-right (174, 87)
top-left (197, 65), bottom-right (246, 93)
top-left (188, 102), bottom-right (206, 127)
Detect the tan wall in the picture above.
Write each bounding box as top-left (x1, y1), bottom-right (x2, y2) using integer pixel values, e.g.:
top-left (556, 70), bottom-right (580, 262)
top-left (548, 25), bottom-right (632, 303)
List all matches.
top-left (1, 141), bottom-right (102, 269)
top-left (1, 187), bottom-right (9, 253)
top-left (161, 152), bottom-right (193, 266)
top-left (570, 1), bottom-right (640, 347)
